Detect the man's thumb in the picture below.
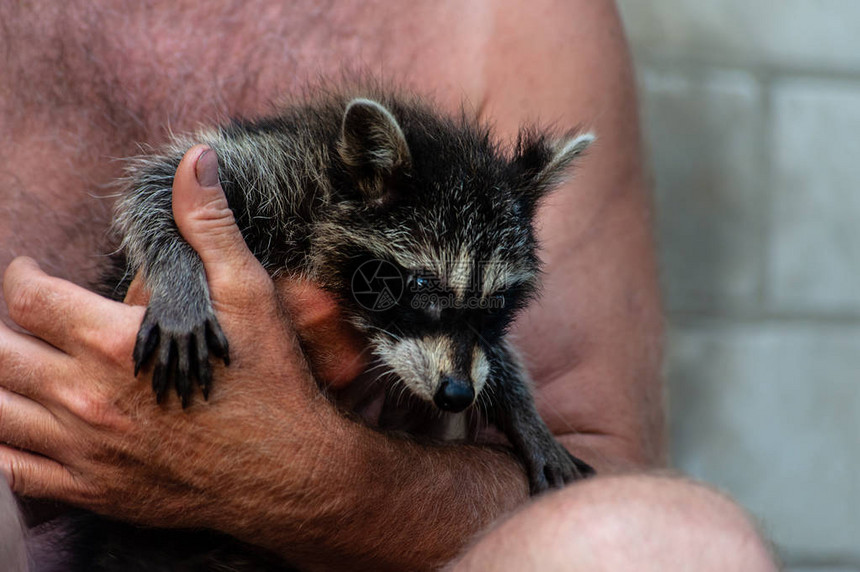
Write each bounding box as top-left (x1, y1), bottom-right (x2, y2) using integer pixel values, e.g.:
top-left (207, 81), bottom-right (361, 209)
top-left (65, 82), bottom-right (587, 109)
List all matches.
top-left (171, 145), bottom-right (263, 288)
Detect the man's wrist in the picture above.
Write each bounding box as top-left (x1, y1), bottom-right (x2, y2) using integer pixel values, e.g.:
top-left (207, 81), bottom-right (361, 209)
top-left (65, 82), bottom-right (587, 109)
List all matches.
top-left (220, 407), bottom-right (528, 571)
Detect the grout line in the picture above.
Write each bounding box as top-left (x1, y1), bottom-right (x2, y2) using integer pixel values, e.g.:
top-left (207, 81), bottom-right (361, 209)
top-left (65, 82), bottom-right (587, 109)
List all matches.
top-left (667, 311), bottom-right (860, 328)
top-left (629, 51), bottom-right (860, 84)
top-left (757, 73), bottom-right (775, 312)
top-left (782, 554), bottom-right (860, 571)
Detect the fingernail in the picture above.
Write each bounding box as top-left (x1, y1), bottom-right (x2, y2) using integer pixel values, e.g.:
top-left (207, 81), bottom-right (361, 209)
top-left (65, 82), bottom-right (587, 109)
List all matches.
top-left (195, 148), bottom-right (220, 188)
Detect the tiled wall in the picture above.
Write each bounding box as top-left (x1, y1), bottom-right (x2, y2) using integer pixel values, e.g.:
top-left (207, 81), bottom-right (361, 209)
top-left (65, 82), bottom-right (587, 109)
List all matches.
top-left (616, 2), bottom-right (860, 569)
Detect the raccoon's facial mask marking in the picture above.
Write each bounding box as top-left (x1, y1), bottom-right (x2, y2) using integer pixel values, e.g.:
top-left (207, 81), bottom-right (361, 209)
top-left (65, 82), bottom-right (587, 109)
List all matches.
top-left (337, 98), bottom-right (411, 203)
top-left (348, 251), bottom-right (534, 347)
top-left (402, 256), bottom-right (536, 320)
top-left (372, 335), bottom-right (487, 412)
top-left (389, 247), bottom-right (536, 302)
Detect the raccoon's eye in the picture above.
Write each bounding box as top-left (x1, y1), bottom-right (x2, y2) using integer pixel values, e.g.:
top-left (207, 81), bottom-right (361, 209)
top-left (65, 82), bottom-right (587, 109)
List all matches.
top-left (408, 274), bottom-right (434, 291)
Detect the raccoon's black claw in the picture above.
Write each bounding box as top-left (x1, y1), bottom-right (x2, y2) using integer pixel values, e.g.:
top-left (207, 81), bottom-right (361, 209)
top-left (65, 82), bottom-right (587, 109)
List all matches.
top-left (525, 441), bottom-right (595, 495)
top-left (150, 338), bottom-right (174, 404)
top-left (133, 304), bottom-right (229, 406)
top-left (527, 459), bottom-right (552, 495)
top-left (176, 334), bottom-right (193, 408)
top-left (133, 316), bottom-right (160, 376)
top-left (569, 452), bottom-right (596, 479)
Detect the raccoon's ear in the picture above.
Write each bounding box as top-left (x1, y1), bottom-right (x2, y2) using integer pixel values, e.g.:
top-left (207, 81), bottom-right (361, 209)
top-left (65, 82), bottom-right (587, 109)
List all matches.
top-left (338, 98), bottom-right (412, 202)
top-left (513, 131), bottom-right (595, 202)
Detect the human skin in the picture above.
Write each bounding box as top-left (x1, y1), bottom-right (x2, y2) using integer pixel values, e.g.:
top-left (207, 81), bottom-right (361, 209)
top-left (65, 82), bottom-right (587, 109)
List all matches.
top-left (0, 0), bottom-right (665, 569)
top-left (450, 474), bottom-right (779, 571)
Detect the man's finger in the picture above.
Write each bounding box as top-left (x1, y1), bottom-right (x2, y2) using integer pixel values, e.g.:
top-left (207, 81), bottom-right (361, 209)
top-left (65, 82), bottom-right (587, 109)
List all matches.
top-left (3, 257), bottom-right (143, 357)
top-left (276, 279), bottom-right (368, 388)
top-left (0, 389), bottom-right (65, 458)
top-left (171, 145), bottom-right (272, 305)
top-left (0, 444), bottom-right (79, 500)
top-left (0, 320), bottom-right (69, 403)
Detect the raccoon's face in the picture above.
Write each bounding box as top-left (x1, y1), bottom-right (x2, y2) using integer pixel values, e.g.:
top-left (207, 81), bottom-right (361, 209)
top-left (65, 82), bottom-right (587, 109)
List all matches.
top-left (331, 98), bottom-right (594, 412)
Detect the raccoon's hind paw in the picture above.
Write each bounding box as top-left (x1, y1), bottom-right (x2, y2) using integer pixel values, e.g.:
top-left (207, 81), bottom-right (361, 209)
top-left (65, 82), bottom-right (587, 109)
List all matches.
top-left (525, 438), bottom-right (595, 495)
top-left (133, 303), bottom-right (229, 407)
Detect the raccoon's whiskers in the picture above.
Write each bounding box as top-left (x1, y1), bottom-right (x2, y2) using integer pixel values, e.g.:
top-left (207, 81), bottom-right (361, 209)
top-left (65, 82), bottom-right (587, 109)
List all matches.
top-left (363, 362), bottom-right (392, 375)
top-left (364, 324), bottom-right (404, 343)
top-left (481, 380), bottom-right (497, 402)
top-left (396, 380), bottom-right (410, 408)
top-left (476, 388), bottom-right (494, 417)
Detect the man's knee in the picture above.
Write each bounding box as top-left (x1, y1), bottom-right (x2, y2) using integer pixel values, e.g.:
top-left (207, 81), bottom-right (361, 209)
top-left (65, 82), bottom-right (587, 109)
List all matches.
top-left (452, 473), bottom-right (778, 571)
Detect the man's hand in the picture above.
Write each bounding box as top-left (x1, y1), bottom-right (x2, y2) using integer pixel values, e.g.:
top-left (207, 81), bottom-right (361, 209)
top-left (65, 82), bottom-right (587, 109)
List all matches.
top-left (0, 145), bottom-right (365, 518)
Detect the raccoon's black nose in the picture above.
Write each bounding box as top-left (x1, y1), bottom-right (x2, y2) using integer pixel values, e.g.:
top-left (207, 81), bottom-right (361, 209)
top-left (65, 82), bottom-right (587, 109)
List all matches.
top-left (434, 378), bottom-right (475, 413)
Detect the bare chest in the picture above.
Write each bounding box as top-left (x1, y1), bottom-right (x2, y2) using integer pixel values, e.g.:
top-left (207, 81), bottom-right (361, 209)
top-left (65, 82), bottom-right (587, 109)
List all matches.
top-left (0, 0), bottom-right (488, 293)
top-left (2, 0), bottom-right (487, 142)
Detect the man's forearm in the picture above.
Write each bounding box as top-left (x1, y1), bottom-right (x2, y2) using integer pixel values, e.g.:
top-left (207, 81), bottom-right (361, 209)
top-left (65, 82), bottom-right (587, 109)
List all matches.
top-left (221, 417), bottom-right (529, 572)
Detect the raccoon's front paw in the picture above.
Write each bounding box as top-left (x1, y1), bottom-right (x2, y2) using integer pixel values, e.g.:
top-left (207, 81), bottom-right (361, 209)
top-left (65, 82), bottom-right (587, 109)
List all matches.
top-left (133, 300), bottom-right (229, 406)
top-left (524, 436), bottom-right (595, 494)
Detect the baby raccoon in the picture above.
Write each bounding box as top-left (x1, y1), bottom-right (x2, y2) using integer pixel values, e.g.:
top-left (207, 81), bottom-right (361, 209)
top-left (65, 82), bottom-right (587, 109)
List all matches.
top-left (69, 87), bottom-right (595, 570)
